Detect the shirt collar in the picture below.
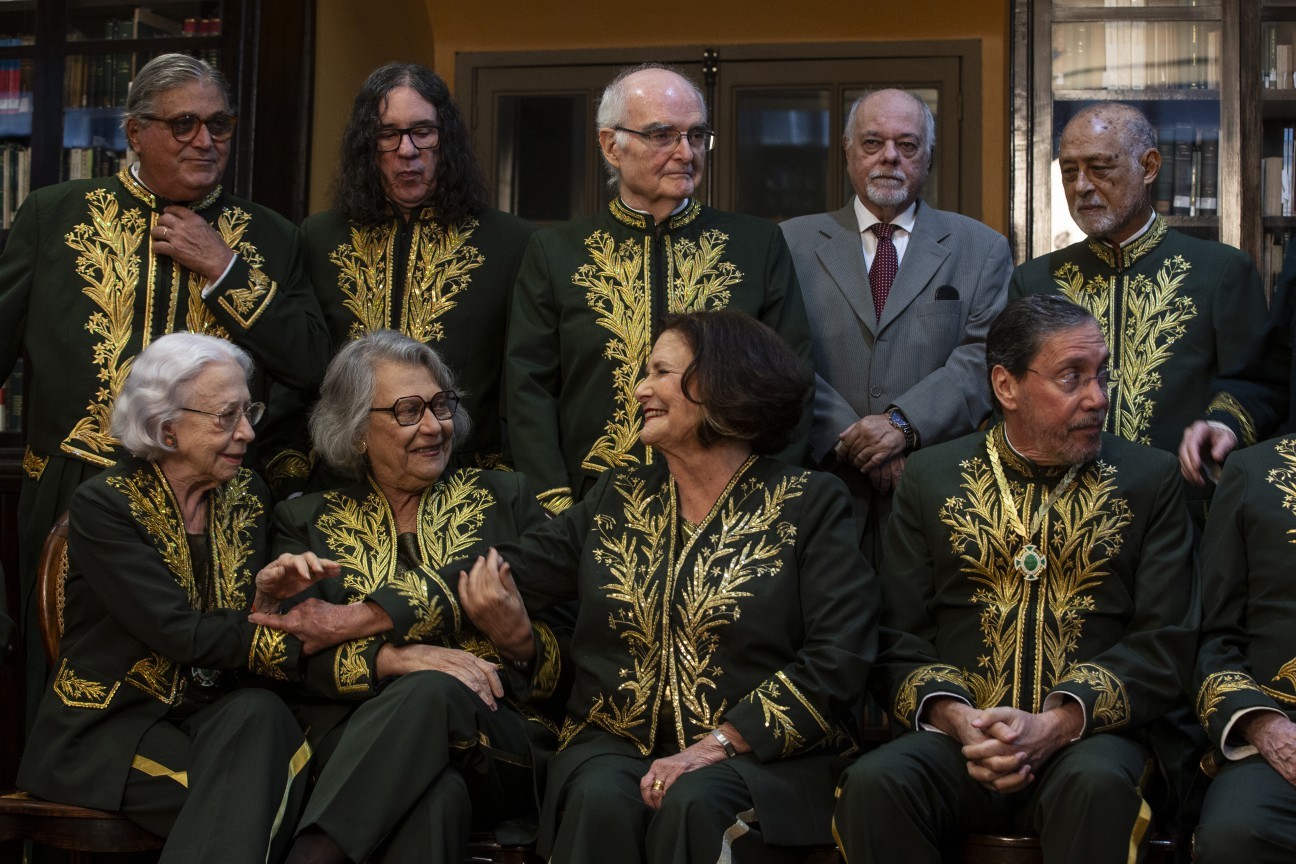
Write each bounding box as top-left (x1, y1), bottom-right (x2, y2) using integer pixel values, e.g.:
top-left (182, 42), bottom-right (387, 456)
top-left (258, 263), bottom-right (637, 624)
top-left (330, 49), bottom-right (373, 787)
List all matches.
top-left (854, 196), bottom-right (919, 235)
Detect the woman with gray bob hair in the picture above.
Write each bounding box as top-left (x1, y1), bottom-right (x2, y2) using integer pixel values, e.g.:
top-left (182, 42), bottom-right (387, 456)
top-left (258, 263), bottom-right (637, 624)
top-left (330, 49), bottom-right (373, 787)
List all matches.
top-left (259, 328), bottom-right (559, 864)
top-left (310, 329), bottom-right (472, 477)
top-left (111, 332), bottom-right (253, 460)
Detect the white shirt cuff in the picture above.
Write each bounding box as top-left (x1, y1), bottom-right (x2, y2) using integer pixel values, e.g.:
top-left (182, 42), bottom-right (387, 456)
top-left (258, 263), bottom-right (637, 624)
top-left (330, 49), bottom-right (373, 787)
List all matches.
top-left (1043, 690), bottom-right (1088, 741)
top-left (200, 254), bottom-right (240, 299)
top-left (1221, 706), bottom-right (1287, 760)
top-left (916, 691), bottom-right (972, 734)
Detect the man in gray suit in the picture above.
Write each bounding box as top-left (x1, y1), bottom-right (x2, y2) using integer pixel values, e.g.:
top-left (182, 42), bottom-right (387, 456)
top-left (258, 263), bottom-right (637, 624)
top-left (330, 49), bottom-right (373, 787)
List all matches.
top-left (781, 88), bottom-right (1012, 558)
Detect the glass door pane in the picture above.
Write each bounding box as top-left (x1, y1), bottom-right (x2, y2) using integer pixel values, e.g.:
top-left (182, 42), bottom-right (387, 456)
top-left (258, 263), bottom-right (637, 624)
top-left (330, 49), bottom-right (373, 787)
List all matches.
top-left (734, 89), bottom-right (830, 221)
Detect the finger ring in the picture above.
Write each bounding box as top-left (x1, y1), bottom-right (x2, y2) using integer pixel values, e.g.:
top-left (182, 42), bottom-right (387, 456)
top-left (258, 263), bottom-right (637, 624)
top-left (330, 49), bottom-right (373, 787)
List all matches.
top-left (651, 779), bottom-right (665, 791)
top-left (163, 227), bottom-right (170, 239)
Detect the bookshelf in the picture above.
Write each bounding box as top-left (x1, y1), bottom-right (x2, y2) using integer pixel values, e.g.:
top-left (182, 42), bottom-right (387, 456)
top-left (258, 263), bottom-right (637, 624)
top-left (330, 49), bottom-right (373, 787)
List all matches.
top-left (1012, 0), bottom-right (1238, 265)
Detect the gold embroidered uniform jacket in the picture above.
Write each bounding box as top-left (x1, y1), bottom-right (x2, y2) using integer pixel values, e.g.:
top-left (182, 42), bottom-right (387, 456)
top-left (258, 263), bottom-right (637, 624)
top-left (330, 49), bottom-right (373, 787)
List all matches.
top-left (0, 170), bottom-right (329, 474)
top-left (505, 199), bottom-right (814, 514)
top-left (1194, 435), bottom-right (1296, 757)
top-left (878, 427), bottom-right (1197, 736)
top-left (1009, 217), bottom-right (1267, 462)
top-left (271, 468), bottom-right (561, 703)
top-left (17, 458), bottom-right (300, 812)
top-left (300, 206), bottom-right (535, 466)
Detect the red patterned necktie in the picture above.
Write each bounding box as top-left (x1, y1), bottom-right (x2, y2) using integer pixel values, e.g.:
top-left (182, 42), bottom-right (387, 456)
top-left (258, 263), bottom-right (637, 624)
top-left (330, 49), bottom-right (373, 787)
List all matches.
top-left (868, 222), bottom-right (897, 322)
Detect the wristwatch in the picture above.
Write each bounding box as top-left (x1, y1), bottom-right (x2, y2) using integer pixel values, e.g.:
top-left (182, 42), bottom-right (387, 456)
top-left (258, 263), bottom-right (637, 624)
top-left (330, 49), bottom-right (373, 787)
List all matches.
top-left (711, 728), bottom-right (738, 758)
top-left (886, 407), bottom-right (918, 453)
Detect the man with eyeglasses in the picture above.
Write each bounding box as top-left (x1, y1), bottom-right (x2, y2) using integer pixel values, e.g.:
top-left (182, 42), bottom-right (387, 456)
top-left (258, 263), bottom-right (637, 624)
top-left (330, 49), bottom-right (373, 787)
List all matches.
top-left (0, 52), bottom-right (328, 726)
top-left (300, 63), bottom-right (534, 478)
top-left (833, 294), bottom-right (1195, 864)
top-left (1009, 102), bottom-right (1267, 529)
top-left (780, 88), bottom-right (1012, 562)
top-left (506, 63), bottom-right (812, 514)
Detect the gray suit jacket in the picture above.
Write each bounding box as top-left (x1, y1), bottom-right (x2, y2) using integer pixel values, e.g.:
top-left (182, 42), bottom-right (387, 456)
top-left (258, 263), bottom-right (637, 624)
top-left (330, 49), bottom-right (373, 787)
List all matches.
top-left (781, 201), bottom-right (1012, 464)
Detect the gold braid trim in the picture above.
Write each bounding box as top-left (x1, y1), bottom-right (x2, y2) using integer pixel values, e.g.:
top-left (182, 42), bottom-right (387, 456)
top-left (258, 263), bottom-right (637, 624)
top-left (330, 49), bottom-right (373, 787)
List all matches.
top-left (21, 446), bottom-right (47, 481)
top-left (1196, 670), bottom-right (1264, 730)
top-left (53, 658), bottom-right (120, 709)
top-left (530, 621), bottom-right (561, 700)
top-left (893, 664), bottom-right (970, 730)
top-left (1057, 661), bottom-right (1129, 730)
top-left (248, 625), bottom-right (290, 681)
top-left (1207, 392), bottom-right (1258, 447)
top-left (537, 486), bottom-right (574, 515)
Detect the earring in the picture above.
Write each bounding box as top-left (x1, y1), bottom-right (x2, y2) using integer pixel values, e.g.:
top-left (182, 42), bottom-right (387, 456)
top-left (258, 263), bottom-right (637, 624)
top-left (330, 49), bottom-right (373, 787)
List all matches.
top-left (163, 434), bottom-right (177, 448)
top-left (356, 440), bottom-right (368, 454)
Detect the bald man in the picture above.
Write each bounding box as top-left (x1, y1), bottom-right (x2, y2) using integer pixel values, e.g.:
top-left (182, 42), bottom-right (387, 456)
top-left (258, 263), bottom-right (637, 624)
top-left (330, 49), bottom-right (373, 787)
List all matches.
top-left (505, 63), bottom-right (812, 514)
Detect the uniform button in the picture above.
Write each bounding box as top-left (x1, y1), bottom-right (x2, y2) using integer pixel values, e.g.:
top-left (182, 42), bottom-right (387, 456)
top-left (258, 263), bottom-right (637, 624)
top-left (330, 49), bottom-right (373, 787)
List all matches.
top-left (870, 386), bottom-right (882, 398)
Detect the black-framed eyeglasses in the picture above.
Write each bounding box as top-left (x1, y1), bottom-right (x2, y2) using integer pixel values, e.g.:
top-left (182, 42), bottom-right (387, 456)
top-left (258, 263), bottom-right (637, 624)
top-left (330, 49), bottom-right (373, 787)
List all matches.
top-left (140, 112), bottom-right (237, 143)
top-left (1026, 367), bottom-right (1120, 395)
top-left (370, 391), bottom-right (459, 426)
top-left (180, 402), bottom-right (265, 431)
top-left (613, 125), bottom-right (715, 152)
top-left (374, 125), bottom-right (441, 152)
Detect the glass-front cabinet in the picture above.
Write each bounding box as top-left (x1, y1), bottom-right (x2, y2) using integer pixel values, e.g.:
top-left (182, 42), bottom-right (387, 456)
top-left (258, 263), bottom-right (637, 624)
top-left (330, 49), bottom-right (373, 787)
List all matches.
top-left (1012, 0), bottom-right (1233, 264)
top-left (1015, 1), bottom-right (1296, 299)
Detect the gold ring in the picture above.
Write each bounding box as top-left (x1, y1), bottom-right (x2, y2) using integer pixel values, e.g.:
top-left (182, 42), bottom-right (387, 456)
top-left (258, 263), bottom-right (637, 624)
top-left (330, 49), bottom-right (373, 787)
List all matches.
top-left (651, 779), bottom-right (665, 792)
top-left (163, 227), bottom-right (170, 239)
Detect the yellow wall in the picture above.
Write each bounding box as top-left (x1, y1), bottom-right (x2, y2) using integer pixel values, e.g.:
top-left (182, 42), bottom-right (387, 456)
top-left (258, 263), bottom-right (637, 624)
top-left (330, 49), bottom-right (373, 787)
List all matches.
top-left (312, 0), bottom-right (1010, 233)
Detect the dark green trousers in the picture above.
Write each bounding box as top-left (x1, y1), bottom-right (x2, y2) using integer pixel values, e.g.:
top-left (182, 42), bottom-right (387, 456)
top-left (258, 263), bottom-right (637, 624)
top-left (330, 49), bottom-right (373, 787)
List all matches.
top-left (119, 688), bottom-right (310, 864)
top-left (543, 748), bottom-right (810, 864)
top-left (1195, 753), bottom-right (1296, 863)
top-left (833, 729), bottom-right (1153, 864)
top-left (298, 670), bottom-right (537, 864)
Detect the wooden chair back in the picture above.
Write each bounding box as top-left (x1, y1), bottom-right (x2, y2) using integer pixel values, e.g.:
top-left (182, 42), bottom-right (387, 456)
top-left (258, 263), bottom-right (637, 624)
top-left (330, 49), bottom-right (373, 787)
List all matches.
top-left (35, 511), bottom-right (70, 665)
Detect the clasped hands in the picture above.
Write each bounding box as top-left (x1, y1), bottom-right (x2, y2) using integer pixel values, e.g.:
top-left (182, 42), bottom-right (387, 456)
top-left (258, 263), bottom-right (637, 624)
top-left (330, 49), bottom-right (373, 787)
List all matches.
top-left (834, 414), bottom-right (906, 494)
top-left (928, 698), bottom-right (1085, 794)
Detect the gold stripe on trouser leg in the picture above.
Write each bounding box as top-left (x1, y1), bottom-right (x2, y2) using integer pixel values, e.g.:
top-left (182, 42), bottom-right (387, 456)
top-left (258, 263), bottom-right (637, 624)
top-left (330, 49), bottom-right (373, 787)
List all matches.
top-left (130, 754), bottom-right (189, 788)
top-left (266, 739), bottom-right (314, 862)
top-left (716, 808), bottom-right (757, 864)
top-left (831, 786), bottom-right (850, 864)
top-left (1126, 756), bottom-right (1155, 864)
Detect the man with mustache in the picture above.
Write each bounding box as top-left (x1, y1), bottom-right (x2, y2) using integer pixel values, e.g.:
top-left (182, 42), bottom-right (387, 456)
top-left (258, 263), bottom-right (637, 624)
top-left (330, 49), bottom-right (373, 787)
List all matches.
top-left (506, 63), bottom-right (812, 514)
top-left (833, 294), bottom-right (1196, 864)
top-left (781, 88), bottom-right (1011, 560)
top-left (1010, 102), bottom-right (1266, 527)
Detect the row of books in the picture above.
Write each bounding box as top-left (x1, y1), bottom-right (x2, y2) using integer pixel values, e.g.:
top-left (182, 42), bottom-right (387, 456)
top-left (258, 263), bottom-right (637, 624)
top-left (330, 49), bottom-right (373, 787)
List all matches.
top-left (1, 141), bottom-right (30, 229)
top-left (0, 361), bottom-right (22, 435)
top-left (1152, 124), bottom-right (1218, 218)
top-left (1262, 127), bottom-right (1296, 218)
top-left (1053, 21), bottom-right (1219, 91)
top-left (65, 147), bottom-right (125, 182)
top-left (1264, 25), bottom-right (1296, 90)
top-left (65, 12), bottom-right (221, 110)
top-left (0, 38), bottom-right (31, 114)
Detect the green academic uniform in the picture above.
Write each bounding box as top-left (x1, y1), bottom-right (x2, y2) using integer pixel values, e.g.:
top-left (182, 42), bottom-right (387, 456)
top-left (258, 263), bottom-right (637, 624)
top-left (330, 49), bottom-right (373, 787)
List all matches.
top-left (17, 458), bottom-right (308, 863)
top-left (506, 198), bottom-right (814, 514)
top-left (1193, 435), bottom-right (1296, 863)
top-left (410, 457), bottom-right (873, 864)
top-left (1009, 216), bottom-right (1267, 519)
top-left (300, 205), bottom-right (535, 468)
top-left (269, 467), bottom-right (561, 864)
top-left (835, 426), bottom-right (1197, 864)
top-left (0, 169), bottom-right (329, 721)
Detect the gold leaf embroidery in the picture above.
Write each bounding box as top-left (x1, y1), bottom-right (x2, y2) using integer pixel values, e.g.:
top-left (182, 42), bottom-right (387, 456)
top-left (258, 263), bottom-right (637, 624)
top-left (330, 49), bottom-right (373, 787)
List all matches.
top-left (53, 658), bottom-right (120, 709)
top-left (893, 664), bottom-right (970, 730)
top-left (334, 637), bottom-right (375, 693)
top-left (22, 447), bottom-right (47, 481)
top-left (577, 228), bottom-right (741, 474)
top-left (248, 626), bottom-right (290, 681)
top-left (317, 487), bottom-right (399, 599)
top-left (1266, 437), bottom-right (1296, 545)
top-left (1053, 252), bottom-right (1197, 445)
top-left (1197, 670), bottom-right (1264, 729)
top-left (107, 464), bottom-right (196, 607)
top-left (208, 471), bottom-right (262, 610)
top-left (937, 434), bottom-right (1133, 716)
top-left (127, 652), bottom-right (182, 704)
top-left (63, 188), bottom-right (147, 462)
top-left (1057, 661), bottom-right (1129, 729)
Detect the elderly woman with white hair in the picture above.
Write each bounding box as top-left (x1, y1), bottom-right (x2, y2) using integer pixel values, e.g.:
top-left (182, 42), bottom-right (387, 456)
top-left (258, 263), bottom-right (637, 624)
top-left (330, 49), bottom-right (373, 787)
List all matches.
top-left (252, 329), bottom-right (560, 864)
top-left (18, 331), bottom-right (322, 864)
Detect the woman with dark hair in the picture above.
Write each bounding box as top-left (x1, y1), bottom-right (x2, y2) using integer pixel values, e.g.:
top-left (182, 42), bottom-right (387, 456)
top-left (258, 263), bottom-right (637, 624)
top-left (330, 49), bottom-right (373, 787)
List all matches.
top-left (300, 62), bottom-right (534, 469)
top-left (459, 308), bottom-right (878, 863)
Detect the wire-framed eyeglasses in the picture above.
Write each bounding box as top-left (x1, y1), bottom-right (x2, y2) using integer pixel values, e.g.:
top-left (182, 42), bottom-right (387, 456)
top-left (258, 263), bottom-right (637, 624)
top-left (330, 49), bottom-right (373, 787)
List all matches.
top-left (614, 125), bottom-right (715, 152)
top-left (180, 401), bottom-right (265, 431)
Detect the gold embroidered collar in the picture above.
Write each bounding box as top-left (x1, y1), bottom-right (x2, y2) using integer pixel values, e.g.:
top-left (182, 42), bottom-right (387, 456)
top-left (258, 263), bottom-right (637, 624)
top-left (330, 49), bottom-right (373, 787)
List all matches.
top-left (609, 197), bottom-right (703, 232)
top-left (990, 424), bottom-right (1078, 480)
top-left (1085, 213), bottom-right (1167, 272)
top-left (117, 167), bottom-right (222, 212)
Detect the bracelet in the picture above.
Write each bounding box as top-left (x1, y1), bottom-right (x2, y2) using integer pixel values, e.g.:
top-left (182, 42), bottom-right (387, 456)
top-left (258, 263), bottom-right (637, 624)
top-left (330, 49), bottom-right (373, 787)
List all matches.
top-left (711, 728), bottom-right (738, 758)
